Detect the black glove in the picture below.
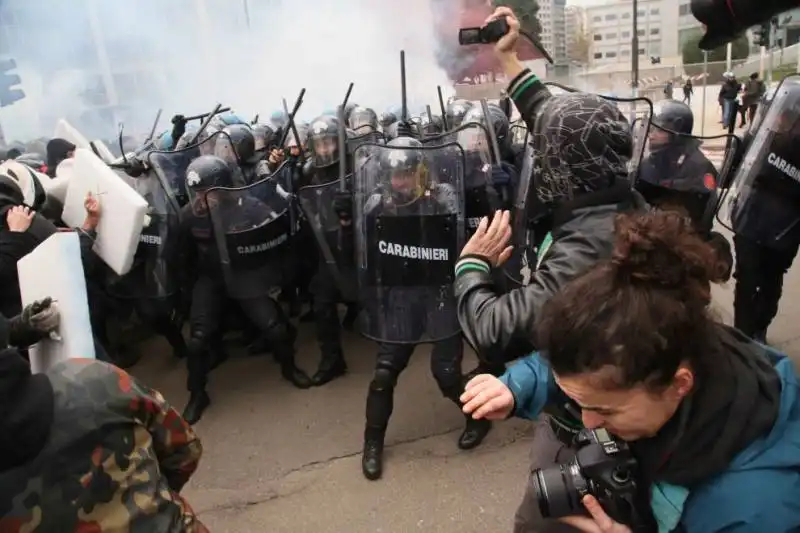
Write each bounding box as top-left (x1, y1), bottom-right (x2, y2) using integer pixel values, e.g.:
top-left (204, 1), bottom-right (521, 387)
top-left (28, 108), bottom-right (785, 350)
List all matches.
top-left (491, 164), bottom-right (511, 186)
top-left (396, 121), bottom-right (417, 139)
top-left (170, 114), bottom-right (188, 148)
top-left (8, 297), bottom-right (59, 347)
top-left (333, 191), bottom-right (353, 220)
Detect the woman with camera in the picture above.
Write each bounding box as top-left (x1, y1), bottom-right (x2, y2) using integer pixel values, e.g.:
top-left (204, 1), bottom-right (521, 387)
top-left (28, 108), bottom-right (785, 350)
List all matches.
top-left (462, 209), bottom-right (800, 532)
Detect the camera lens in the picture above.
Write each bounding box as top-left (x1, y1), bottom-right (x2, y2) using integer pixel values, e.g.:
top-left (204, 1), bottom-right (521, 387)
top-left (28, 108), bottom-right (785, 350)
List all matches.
top-left (532, 464), bottom-right (585, 519)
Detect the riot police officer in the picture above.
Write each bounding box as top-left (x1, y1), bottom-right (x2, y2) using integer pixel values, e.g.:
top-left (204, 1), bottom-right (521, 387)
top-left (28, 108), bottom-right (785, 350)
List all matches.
top-left (178, 155), bottom-right (311, 424)
top-left (724, 79), bottom-right (800, 343)
top-left (355, 137), bottom-right (486, 481)
top-left (638, 100), bottom-right (733, 276)
top-left (298, 115), bottom-right (357, 385)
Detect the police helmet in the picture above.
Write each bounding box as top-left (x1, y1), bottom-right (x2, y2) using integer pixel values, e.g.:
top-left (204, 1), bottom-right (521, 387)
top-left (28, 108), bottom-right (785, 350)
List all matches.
top-left (344, 102), bottom-right (359, 121)
top-left (652, 100), bottom-right (694, 135)
top-left (348, 106), bottom-right (379, 133)
top-left (380, 111), bottom-right (397, 129)
top-left (307, 115), bottom-right (341, 168)
top-left (446, 99), bottom-right (473, 129)
top-left (185, 155), bottom-right (234, 191)
top-left (381, 137), bottom-right (427, 204)
top-left (462, 104), bottom-right (511, 150)
top-left (420, 114), bottom-right (444, 136)
top-left (221, 124), bottom-right (256, 163)
top-left (252, 123), bottom-right (278, 152)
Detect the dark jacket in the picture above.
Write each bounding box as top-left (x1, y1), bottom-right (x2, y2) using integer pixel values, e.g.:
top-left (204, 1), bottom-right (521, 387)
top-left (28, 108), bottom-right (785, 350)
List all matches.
top-left (719, 79), bottom-right (741, 101)
top-left (454, 69), bottom-right (642, 364)
top-left (0, 357), bottom-right (207, 533)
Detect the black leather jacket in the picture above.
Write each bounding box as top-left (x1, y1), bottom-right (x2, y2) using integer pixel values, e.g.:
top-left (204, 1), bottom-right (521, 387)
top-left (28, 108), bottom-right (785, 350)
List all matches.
top-left (455, 184), bottom-right (642, 364)
top-left (453, 69), bottom-right (645, 363)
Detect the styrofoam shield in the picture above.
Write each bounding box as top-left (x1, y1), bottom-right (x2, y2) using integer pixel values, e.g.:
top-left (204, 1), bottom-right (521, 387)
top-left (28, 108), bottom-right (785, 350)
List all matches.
top-left (0, 159), bottom-right (38, 205)
top-left (90, 140), bottom-right (116, 163)
top-left (63, 148), bottom-right (148, 275)
top-left (54, 119), bottom-right (91, 150)
top-left (44, 158), bottom-right (74, 203)
top-left (18, 232), bottom-right (95, 373)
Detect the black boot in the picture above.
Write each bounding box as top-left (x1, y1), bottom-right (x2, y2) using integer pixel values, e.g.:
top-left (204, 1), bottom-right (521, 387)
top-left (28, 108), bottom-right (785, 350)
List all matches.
top-left (312, 350), bottom-right (347, 386)
top-left (458, 416), bottom-right (492, 450)
top-left (362, 427), bottom-right (385, 480)
top-left (182, 391), bottom-right (211, 425)
top-left (342, 304), bottom-right (359, 331)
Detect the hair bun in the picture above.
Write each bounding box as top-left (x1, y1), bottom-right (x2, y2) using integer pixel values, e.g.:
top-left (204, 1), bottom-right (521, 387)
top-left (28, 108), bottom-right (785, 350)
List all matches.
top-left (611, 210), bottom-right (726, 292)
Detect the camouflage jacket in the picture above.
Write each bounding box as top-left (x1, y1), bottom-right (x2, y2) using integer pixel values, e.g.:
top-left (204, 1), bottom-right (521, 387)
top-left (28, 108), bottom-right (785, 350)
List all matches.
top-left (0, 359), bottom-right (207, 533)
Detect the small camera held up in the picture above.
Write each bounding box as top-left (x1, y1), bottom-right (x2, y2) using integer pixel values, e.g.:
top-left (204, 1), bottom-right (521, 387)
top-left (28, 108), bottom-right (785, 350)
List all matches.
top-left (458, 18), bottom-right (510, 46)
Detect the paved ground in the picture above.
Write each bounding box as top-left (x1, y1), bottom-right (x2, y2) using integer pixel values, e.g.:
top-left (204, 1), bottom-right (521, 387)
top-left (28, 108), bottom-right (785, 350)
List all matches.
top-left (126, 248), bottom-right (800, 533)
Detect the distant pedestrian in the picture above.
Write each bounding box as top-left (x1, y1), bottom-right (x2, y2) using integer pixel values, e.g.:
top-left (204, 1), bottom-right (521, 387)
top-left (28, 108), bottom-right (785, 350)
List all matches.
top-left (683, 78), bottom-right (693, 105)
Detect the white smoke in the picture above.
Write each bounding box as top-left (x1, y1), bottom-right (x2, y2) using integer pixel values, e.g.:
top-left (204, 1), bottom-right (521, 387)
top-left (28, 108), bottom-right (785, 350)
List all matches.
top-left (0, 0), bottom-right (458, 143)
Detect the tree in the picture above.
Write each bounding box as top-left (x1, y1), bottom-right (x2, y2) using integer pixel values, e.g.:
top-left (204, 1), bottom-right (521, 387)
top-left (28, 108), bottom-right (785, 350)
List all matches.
top-left (682, 33), bottom-right (750, 65)
top-left (495, 0), bottom-right (542, 42)
top-left (570, 31), bottom-right (590, 64)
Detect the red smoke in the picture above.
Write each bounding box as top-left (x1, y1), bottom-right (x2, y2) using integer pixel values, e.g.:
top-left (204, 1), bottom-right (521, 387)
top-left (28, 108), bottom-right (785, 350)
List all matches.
top-left (433, 0), bottom-right (542, 84)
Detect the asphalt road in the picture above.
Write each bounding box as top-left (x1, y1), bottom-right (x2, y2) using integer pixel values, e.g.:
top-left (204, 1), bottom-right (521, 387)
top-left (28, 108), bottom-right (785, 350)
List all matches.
top-left (126, 249), bottom-right (800, 533)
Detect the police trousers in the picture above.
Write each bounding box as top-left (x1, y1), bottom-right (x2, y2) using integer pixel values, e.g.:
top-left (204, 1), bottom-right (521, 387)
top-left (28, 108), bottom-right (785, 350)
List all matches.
top-left (310, 264), bottom-right (354, 357)
top-left (186, 275), bottom-right (293, 392)
top-left (366, 335), bottom-right (463, 430)
top-left (733, 235), bottom-right (799, 338)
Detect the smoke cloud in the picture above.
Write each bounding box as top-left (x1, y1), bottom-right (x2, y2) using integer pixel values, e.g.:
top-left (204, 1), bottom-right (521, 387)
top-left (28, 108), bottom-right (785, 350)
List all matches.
top-left (0, 0), bottom-right (459, 142)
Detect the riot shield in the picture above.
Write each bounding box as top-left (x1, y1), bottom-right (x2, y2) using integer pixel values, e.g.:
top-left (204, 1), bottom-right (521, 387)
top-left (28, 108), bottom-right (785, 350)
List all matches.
top-left (717, 76), bottom-right (800, 249)
top-left (348, 131), bottom-right (385, 174)
top-left (637, 124), bottom-right (741, 234)
top-left (107, 168), bottom-right (181, 299)
top-left (510, 121), bottom-right (528, 149)
top-left (296, 176), bottom-right (358, 300)
top-left (146, 132), bottom-right (226, 207)
top-left (503, 140), bottom-right (538, 287)
top-left (206, 176), bottom-right (293, 299)
top-left (352, 142), bottom-right (465, 344)
top-left (424, 123), bottom-right (498, 236)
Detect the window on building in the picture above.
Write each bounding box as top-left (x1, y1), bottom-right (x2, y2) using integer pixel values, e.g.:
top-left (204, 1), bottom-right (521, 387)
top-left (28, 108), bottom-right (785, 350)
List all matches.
top-left (605, 14), bottom-right (617, 21)
top-left (651, 8), bottom-right (660, 15)
top-left (651, 28), bottom-right (660, 35)
top-left (606, 52), bottom-right (617, 58)
top-left (679, 4), bottom-right (691, 16)
top-left (637, 30), bottom-right (645, 36)
top-left (621, 49), bottom-right (631, 56)
top-left (622, 12), bottom-right (630, 19)
top-left (638, 48), bottom-right (646, 55)
top-left (594, 52), bottom-right (603, 59)
top-left (593, 16), bottom-right (602, 22)
top-left (594, 34), bottom-right (602, 41)
top-left (622, 31), bottom-right (631, 38)
top-left (606, 33), bottom-right (617, 39)
top-left (637, 10), bottom-right (645, 16)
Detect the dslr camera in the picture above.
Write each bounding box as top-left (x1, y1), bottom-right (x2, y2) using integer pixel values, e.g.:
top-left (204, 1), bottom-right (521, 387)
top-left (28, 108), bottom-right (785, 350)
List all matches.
top-left (532, 428), bottom-right (642, 525)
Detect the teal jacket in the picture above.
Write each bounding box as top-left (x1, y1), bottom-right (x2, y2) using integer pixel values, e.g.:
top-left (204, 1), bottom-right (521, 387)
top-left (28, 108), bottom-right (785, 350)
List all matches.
top-left (501, 350), bottom-right (800, 532)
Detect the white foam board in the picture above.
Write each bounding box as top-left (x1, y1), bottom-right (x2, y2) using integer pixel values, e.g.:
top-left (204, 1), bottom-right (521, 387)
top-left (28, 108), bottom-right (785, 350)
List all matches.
top-left (18, 232), bottom-right (95, 373)
top-left (63, 148), bottom-right (148, 275)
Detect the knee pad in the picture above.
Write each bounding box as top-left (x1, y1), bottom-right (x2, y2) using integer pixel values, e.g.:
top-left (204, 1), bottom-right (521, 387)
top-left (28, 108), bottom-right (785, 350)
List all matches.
top-left (370, 364), bottom-right (398, 392)
top-left (186, 331), bottom-right (209, 356)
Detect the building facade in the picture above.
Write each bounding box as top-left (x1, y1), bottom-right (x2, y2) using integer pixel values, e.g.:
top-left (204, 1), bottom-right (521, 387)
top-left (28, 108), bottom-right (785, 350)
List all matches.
top-left (539, 0), bottom-right (569, 65)
top-left (585, 0), bottom-right (682, 68)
